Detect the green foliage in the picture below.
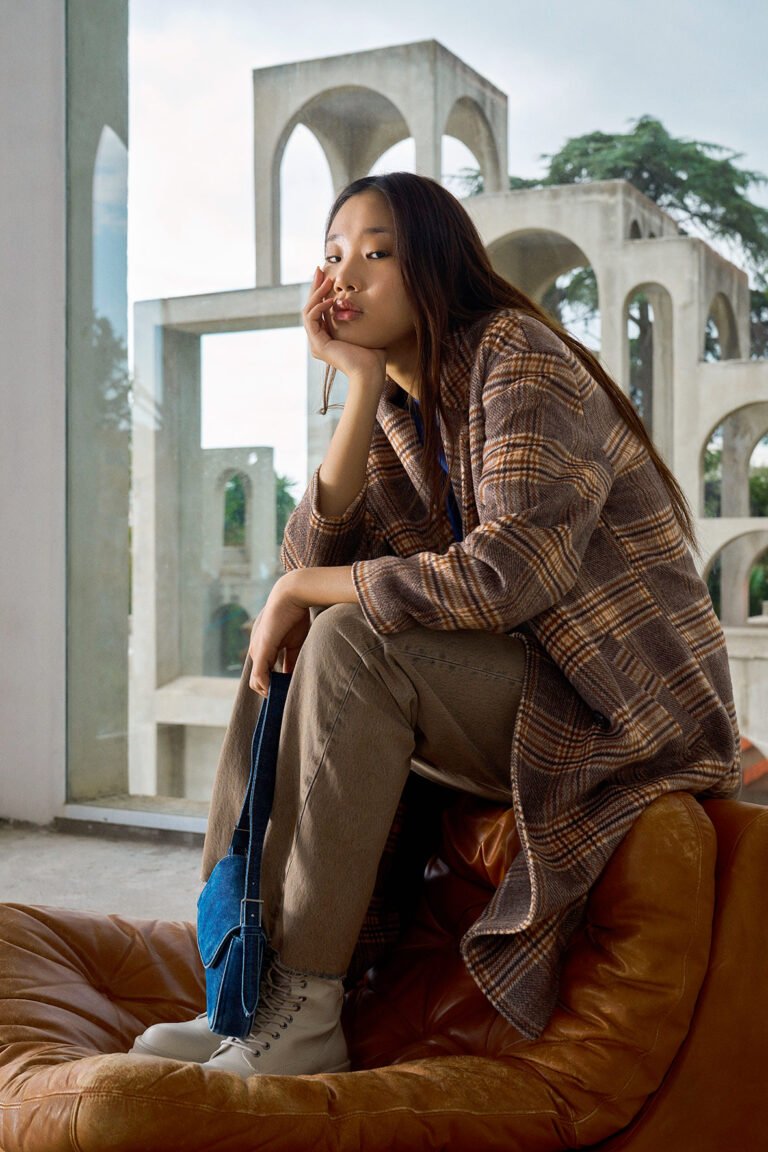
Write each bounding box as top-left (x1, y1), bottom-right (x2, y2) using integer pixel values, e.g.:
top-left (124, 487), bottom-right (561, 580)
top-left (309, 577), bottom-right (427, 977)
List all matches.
top-left (539, 117), bottom-right (768, 284)
top-left (541, 267), bottom-right (597, 327)
top-left (461, 116), bottom-right (768, 356)
top-left (707, 555), bottom-right (721, 617)
top-left (751, 288), bottom-right (768, 359)
top-left (703, 442), bottom-right (723, 517)
top-left (221, 471), bottom-right (299, 549)
top-left (223, 474), bottom-right (247, 546)
top-left (750, 467), bottom-right (768, 516)
top-left (92, 313), bottom-right (133, 432)
top-left (749, 552), bottom-right (768, 617)
top-left (628, 292), bottom-right (653, 429)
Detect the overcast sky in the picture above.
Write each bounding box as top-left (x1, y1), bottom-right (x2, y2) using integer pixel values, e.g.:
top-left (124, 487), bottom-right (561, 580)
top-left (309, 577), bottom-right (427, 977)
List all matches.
top-left (126, 0), bottom-right (768, 485)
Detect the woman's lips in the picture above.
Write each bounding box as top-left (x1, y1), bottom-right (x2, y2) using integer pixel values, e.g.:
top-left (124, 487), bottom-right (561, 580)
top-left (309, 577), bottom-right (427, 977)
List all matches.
top-left (333, 301), bottom-right (363, 321)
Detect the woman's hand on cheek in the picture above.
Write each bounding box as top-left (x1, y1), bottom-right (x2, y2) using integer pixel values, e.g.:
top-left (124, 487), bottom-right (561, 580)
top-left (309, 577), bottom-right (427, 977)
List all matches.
top-left (248, 575), bottom-right (311, 696)
top-left (303, 267), bottom-right (387, 385)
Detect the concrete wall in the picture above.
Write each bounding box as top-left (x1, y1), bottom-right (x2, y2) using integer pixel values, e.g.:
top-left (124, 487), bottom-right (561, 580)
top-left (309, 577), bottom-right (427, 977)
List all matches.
top-left (0, 2), bottom-right (67, 822)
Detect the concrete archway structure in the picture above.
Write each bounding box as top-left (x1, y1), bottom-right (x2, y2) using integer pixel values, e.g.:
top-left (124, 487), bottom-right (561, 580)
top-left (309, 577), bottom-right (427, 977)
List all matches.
top-left (468, 182), bottom-right (756, 499)
top-left (488, 227), bottom-right (593, 304)
top-left (129, 39), bottom-right (768, 794)
top-left (706, 291), bottom-right (741, 360)
top-left (252, 40), bottom-right (508, 284)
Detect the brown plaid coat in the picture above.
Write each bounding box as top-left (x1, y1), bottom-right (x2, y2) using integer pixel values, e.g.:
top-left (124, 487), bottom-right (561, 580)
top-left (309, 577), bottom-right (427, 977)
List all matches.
top-left (281, 308), bottom-right (740, 1038)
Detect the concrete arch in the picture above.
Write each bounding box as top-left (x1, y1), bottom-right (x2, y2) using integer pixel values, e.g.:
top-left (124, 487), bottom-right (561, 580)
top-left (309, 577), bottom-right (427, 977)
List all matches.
top-left (704, 529), bottom-right (768, 625)
top-left (629, 219), bottom-right (642, 239)
top-left (749, 429), bottom-right (768, 464)
top-left (487, 227), bottom-right (594, 304)
top-left (443, 95), bottom-right (503, 192)
top-left (217, 466), bottom-right (253, 494)
top-left (621, 281), bottom-right (674, 456)
top-left (700, 402), bottom-right (768, 518)
top-left (276, 86), bottom-right (411, 198)
top-left (268, 87), bottom-right (410, 282)
top-left (705, 291), bottom-right (741, 360)
top-left (253, 42), bottom-right (508, 285)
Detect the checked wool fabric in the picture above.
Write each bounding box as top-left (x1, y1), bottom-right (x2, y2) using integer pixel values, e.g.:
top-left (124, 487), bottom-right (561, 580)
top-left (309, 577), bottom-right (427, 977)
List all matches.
top-left (281, 309), bottom-right (740, 1038)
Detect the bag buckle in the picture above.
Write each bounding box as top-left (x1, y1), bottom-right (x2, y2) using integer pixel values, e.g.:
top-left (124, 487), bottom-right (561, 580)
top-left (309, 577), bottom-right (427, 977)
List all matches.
top-left (240, 897), bottom-right (263, 926)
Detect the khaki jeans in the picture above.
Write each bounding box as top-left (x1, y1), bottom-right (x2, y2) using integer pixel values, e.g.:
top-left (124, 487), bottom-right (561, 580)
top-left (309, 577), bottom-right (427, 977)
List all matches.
top-left (202, 604), bottom-right (524, 977)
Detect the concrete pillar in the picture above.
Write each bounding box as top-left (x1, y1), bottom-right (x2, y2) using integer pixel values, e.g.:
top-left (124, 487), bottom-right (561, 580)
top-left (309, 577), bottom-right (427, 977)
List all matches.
top-left (721, 414), bottom-right (753, 517)
top-left (66, 0), bottom-right (130, 801)
top-left (129, 303), bottom-right (164, 796)
top-left (0, 0), bottom-right (67, 821)
top-left (593, 263), bottom-right (626, 387)
top-left (644, 285), bottom-right (674, 464)
top-left (411, 107), bottom-right (442, 180)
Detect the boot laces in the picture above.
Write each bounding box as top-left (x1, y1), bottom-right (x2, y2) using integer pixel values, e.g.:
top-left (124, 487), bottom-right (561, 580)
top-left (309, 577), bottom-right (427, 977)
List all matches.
top-left (228, 963), bottom-right (308, 1056)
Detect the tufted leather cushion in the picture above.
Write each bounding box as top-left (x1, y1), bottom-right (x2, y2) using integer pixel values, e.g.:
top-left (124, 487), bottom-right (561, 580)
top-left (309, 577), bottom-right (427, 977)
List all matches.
top-left (0, 793), bottom-right (721, 1151)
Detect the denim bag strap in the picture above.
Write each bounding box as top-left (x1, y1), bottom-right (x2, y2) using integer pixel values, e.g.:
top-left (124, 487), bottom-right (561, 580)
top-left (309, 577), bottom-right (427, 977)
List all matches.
top-left (197, 669), bottom-right (291, 1037)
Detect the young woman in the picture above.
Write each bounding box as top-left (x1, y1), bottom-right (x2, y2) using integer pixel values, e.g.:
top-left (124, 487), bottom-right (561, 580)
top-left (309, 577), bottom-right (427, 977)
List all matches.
top-left (132, 172), bottom-right (740, 1078)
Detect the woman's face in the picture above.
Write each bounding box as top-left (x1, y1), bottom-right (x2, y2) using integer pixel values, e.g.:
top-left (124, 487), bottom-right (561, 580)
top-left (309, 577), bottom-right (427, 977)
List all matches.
top-left (323, 190), bottom-right (417, 360)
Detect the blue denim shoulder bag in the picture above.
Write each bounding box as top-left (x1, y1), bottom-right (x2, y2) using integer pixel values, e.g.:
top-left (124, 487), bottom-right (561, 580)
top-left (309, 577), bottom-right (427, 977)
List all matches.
top-left (197, 670), bottom-right (291, 1038)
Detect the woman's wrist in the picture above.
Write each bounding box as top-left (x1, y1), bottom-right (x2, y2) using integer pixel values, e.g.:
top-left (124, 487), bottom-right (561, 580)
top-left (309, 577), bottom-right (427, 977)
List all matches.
top-left (281, 566), bottom-right (357, 608)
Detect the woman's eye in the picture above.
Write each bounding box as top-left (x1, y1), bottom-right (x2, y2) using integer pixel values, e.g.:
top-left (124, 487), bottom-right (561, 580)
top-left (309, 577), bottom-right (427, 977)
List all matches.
top-left (324, 255), bottom-right (340, 264)
top-left (367, 250), bottom-right (390, 260)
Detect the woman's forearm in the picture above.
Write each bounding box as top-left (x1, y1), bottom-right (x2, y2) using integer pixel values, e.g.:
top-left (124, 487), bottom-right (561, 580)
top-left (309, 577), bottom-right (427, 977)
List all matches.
top-left (316, 376), bottom-right (384, 517)
top-left (283, 565), bottom-right (357, 608)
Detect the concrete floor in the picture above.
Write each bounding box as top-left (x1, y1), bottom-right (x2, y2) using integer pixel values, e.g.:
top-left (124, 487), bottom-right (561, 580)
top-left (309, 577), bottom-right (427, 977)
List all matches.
top-left (1, 822), bottom-right (203, 922)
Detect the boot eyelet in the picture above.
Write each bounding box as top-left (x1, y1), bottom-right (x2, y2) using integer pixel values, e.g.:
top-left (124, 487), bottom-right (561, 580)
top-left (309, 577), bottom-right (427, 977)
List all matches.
top-left (298, 995), bottom-right (307, 1002)
top-left (264, 1043), bottom-right (270, 1051)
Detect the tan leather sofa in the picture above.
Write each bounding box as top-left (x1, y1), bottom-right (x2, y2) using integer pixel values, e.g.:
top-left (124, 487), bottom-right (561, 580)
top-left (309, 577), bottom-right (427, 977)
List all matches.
top-left (0, 792), bottom-right (765, 1151)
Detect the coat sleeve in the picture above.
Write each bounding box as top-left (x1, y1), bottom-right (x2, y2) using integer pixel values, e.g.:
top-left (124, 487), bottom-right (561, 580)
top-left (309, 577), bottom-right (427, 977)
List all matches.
top-left (280, 466), bottom-right (390, 572)
top-left (351, 330), bottom-right (615, 634)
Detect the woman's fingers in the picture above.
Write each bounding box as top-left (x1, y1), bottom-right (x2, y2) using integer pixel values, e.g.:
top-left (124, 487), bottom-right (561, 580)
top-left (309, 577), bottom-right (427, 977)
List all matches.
top-left (304, 269), bottom-right (332, 314)
top-left (248, 616), bottom-right (273, 696)
top-left (247, 588), bottom-right (311, 696)
top-left (303, 271), bottom-right (335, 354)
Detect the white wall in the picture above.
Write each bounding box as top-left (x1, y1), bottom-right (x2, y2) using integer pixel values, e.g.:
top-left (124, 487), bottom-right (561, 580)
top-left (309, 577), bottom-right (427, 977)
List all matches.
top-left (0, 1), bottom-right (67, 821)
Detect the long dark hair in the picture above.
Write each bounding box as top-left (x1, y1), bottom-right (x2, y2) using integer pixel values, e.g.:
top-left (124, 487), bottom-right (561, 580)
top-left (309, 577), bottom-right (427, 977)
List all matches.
top-left (322, 172), bottom-right (696, 549)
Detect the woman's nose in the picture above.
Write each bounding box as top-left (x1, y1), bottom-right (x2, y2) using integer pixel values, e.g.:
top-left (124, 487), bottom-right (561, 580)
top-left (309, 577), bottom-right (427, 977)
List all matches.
top-left (333, 260), bottom-right (359, 292)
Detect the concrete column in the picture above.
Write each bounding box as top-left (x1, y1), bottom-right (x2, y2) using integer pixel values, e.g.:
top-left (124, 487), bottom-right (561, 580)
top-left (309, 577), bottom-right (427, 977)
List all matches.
top-left (593, 263), bottom-right (625, 387)
top-left (129, 302), bottom-right (163, 796)
top-left (411, 107), bottom-right (442, 180)
top-left (645, 285), bottom-right (674, 464)
top-left (254, 139), bottom-right (282, 286)
top-left (66, 0), bottom-right (130, 801)
top-left (0, 1), bottom-right (67, 821)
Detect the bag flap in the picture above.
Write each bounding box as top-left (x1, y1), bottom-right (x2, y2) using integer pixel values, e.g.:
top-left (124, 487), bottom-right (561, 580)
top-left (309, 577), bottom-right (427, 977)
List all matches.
top-left (197, 854), bottom-right (247, 967)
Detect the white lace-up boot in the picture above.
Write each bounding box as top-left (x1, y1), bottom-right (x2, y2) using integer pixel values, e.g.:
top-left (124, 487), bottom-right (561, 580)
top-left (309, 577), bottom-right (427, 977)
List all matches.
top-left (130, 1012), bottom-right (225, 1062)
top-left (201, 958), bottom-right (350, 1078)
